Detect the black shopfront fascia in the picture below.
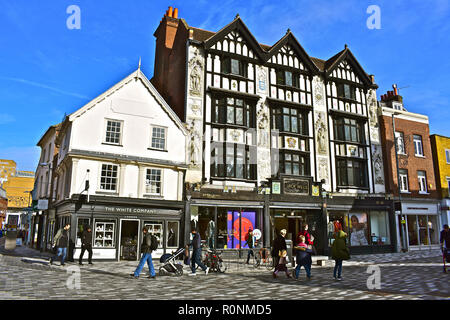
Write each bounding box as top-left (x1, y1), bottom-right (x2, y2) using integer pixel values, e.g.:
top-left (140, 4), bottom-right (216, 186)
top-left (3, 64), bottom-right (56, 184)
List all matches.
top-left (56, 194), bottom-right (185, 261)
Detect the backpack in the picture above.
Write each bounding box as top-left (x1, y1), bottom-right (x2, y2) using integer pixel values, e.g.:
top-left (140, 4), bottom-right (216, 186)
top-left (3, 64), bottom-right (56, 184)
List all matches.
top-left (150, 234), bottom-right (158, 251)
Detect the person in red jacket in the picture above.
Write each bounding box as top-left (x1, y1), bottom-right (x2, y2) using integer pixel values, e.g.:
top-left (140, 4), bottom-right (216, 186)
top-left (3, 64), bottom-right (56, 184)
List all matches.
top-left (296, 224), bottom-right (314, 246)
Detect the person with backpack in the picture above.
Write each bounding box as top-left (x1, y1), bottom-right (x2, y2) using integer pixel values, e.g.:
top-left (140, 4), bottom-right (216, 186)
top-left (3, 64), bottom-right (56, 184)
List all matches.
top-left (131, 227), bottom-right (157, 279)
top-left (331, 227), bottom-right (350, 281)
top-left (245, 229), bottom-right (256, 264)
top-left (78, 225), bottom-right (93, 265)
top-left (49, 223), bottom-right (71, 266)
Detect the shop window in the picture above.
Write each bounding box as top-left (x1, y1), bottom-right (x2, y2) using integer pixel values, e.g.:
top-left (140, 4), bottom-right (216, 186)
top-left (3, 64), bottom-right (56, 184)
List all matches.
top-left (94, 220), bottom-right (115, 248)
top-left (76, 218), bottom-right (91, 247)
top-left (418, 215), bottom-right (430, 245)
top-left (227, 210), bottom-right (256, 249)
top-left (166, 221), bottom-right (179, 248)
top-left (369, 211), bottom-right (390, 245)
top-left (197, 207), bottom-right (215, 249)
top-left (327, 213), bottom-right (348, 247)
top-left (144, 221), bottom-right (163, 250)
top-left (349, 213), bottom-right (369, 246)
top-left (427, 216), bottom-right (439, 245)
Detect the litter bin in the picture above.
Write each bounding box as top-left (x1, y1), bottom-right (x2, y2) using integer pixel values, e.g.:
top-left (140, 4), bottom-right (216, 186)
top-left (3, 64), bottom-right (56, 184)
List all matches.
top-left (285, 239), bottom-right (294, 267)
top-left (5, 225), bottom-right (17, 250)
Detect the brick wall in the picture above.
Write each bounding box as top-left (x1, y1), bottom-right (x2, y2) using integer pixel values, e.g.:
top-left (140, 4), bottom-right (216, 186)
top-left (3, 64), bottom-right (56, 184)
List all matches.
top-left (379, 115), bottom-right (438, 199)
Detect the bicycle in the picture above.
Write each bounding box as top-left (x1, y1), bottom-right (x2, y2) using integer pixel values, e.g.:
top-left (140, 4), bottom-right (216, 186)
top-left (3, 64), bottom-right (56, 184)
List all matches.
top-left (196, 248), bottom-right (228, 273)
top-left (253, 247), bottom-right (273, 270)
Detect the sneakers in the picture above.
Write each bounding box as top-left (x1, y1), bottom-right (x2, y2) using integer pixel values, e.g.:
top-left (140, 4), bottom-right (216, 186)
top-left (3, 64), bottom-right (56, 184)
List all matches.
top-left (205, 267), bottom-right (209, 275)
top-left (130, 274), bottom-right (139, 279)
top-left (189, 273), bottom-right (197, 276)
top-left (88, 262), bottom-right (93, 265)
top-left (337, 277), bottom-right (343, 281)
top-left (147, 275), bottom-right (156, 279)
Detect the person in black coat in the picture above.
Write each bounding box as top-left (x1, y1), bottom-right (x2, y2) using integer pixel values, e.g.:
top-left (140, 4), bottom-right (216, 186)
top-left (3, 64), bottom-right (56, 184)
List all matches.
top-left (272, 229), bottom-right (289, 277)
top-left (79, 225), bottom-right (93, 265)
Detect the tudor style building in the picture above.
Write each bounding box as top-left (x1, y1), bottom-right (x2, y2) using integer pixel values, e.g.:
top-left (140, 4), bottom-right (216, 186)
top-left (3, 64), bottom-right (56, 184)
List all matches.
top-left (152, 8), bottom-right (393, 255)
top-left (43, 68), bottom-right (189, 261)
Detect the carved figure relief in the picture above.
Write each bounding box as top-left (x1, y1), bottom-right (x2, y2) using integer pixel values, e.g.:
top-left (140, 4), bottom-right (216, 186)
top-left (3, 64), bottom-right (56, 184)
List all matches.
top-left (319, 158), bottom-right (329, 183)
top-left (367, 89), bottom-right (378, 127)
top-left (257, 66), bottom-right (267, 94)
top-left (189, 49), bottom-right (204, 97)
top-left (257, 105), bottom-right (269, 148)
top-left (313, 77), bottom-right (324, 106)
top-left (315, 112), bottom-right (327, 155)
top-left (372, 145), bottom-right (384, 184)
top-left (186, 119), bottom-right (202, 168)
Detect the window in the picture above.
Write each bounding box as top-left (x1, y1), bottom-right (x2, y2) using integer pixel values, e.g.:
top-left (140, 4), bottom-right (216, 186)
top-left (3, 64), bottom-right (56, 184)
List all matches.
top-left (447, 178), bottom-right (450, 197)
top-left (399, 169), bottom-right (409, 192)
top-left (369, 211), bottom-right (391, 245)
top-left (212, 97), bottom-right (255, 127)
top-left (337, 83), bottom-right (356, 100)
top-left (105, 120), bottom-right (122, 145)
top-left (100, 164), bottom-right (118, 191)
top-left (167, 221), bottom-right (179, 248)
top-left (418, 171), bottom-right (427, 193)
top-left (445, 150), bottom-right (450, 164)
top-left (279, 152), bottom-right (309, 176)
top-left (211, 142), bottom-right (256, 180)
top-left (395, 132), bottom-right (405, 154)
top-left (334, 118), bottom-right (364, 143)
top-left (151, 126), bottom-right (166, 150)
top-left (94, 220), bottom-right (115, 248)
top-left (336, 159), bottom-right (368, 188)
top-left (145, 169), bottom-right (162, 195)
top-left (413, 135), bottom-right (423, 156)
top-left (222, 58), bottom-right (246, 77)
top-left (272, 107), bottom-right (307, 135)
top-left (276, 69), bottom-right (299, 88)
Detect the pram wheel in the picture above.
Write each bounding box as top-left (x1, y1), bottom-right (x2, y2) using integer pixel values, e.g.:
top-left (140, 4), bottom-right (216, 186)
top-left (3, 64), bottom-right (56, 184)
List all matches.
top-left (174, 264), bottom-right (184, 276)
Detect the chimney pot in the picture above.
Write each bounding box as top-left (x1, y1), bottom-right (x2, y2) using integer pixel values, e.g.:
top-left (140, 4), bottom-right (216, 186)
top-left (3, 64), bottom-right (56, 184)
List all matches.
top-left (393, 85), bottom-right (398, 96)
top-left (168, 6), bottom-right (173, 17)
top-left (173, 8), bottom-right (178, 19)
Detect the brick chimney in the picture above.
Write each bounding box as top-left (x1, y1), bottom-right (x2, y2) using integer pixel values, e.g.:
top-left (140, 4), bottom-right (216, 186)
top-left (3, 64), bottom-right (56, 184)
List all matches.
top-left (151, 6), bottom-right (189, 121)
top-left (380, 84), bottom-right (403, 104)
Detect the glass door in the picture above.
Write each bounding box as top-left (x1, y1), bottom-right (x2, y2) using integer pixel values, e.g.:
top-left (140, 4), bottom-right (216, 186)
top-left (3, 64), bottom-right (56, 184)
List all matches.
top-left (407, 215), bottom-right (418, 246)
top-left (418, 215), bottom-right (429, 246)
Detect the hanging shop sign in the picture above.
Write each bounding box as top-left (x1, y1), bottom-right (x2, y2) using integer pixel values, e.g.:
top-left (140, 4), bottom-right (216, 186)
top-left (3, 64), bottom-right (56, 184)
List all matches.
top-left (272, 182), bottom-right (281, 195)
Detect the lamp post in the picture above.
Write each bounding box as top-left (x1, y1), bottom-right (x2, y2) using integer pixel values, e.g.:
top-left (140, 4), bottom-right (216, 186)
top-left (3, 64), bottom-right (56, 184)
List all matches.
top-left (392, 113), bottom-right (408, 252)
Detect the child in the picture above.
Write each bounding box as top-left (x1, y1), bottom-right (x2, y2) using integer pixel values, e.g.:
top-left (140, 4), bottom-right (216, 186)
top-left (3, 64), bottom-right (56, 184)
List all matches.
top-left (273, 249), bottom-right (292, 278)
top-left (294, 235), bottom-right (313, 280)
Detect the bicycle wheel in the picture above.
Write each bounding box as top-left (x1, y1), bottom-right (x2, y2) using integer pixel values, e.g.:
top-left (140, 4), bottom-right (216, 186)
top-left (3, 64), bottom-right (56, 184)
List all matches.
top-left (265, 254), bottom-right (274, 270)
top-left (253, 252), bottom-right (261, 268)
top-left (217, 259), bottom-right (227, 273)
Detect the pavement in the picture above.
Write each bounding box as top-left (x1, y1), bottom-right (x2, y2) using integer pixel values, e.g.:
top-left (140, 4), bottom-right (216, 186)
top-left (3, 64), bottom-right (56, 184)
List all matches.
top-left (0, 243), bottom-right (448, 300)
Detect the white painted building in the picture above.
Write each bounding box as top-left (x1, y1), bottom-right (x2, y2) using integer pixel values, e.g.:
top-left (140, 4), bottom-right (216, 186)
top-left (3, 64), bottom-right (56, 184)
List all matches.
top-left (48, 68), bottom-right (188, 260)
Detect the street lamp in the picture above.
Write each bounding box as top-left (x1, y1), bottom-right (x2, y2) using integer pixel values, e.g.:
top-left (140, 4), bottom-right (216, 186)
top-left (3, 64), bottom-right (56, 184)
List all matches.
top-left (392, 112), bottom-right (408, 252)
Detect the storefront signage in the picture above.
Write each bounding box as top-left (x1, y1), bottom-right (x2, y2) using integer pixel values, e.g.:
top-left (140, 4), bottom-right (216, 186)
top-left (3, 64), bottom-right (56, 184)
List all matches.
top-left (312, 185), bottom-right (320, 197)
top-left (272, 182), bottom-right (281, 195)
top-left (105, 207), bottom-right (156, 214)
top-left (283, 178), bottom-right (310, 195)
top-left (253, 229), bottom-right (261, 240)
top-left (37, 199), bottom-right (48, 210)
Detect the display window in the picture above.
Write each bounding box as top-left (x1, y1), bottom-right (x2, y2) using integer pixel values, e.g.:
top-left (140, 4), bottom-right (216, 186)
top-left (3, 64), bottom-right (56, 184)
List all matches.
top-left (166, 221), bottom-right (179, 248)
top-left (369, 211), bottom-right (390, 245)
top-left (94, 220), bottom-right (115, 248)
top-left (406, 215), bottom-right (440, 246)
top-left (327, 212), bottom-right (349, 246)
top-left (144, 221), bottom-right (163, 248)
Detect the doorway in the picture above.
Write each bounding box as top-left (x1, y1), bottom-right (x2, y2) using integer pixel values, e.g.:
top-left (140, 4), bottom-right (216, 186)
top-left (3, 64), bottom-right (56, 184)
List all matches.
top-left (120, 220), bottom-right (139, 261)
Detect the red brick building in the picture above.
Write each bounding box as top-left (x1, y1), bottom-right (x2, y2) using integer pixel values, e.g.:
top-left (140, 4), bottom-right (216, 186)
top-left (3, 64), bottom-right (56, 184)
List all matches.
top-left (379, 85), bottom-right (440, 251)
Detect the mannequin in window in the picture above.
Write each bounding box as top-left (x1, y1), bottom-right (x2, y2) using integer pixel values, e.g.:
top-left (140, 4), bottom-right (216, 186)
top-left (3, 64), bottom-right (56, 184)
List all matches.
top-left (206, 220), bottom-right (216, 249)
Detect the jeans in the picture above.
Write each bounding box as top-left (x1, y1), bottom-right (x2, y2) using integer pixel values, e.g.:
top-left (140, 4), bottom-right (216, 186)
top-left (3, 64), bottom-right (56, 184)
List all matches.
top-left (79, 245), bottom-right (93, 263)
top-left (246, 249), bottom-right (254, 263)
top-left (191, 248), bottom-right (207, 273)
top-left (295, 263), bottom-right (311, 278)
top-left (334, 259), bottom-right (343, 278)
top-left (52, 247), bottom-right (67, 264)
top-left (134, 253), bottom-right (156, 277)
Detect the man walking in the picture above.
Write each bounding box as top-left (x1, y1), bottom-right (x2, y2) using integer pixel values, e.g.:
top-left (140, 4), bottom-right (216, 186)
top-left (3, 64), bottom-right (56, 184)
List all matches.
top-left (79, 225), bottom-right (93, 265)
top-left (49, 223), bottom-right (70, 266)
top-left (245, 229), bottom-right (256, 264)
top-left (189, 229), bottom-right (209, 276)
top-left (132, 227), bottom-right (156, 279)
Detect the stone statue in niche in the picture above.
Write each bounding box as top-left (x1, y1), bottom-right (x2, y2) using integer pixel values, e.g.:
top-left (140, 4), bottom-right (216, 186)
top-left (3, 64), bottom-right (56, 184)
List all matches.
top-left (186, 119), bottom-right (201, 168)
top-left (319, 158), bottom-right (328, 183)
top-left (315, 112), bottom-right (327, 155)
top-left (257, 106), bottom-right (269, 148)
top-left (313, 77), bottom-right (324, 106)
top-left (367, 90), bottom-right (378, 127)
top-left (372, 145), bottom-right (384, 184)
top-left (257, 66), bottom-right (267, 94)
top-left (189, 49), bottom-right (203, 97)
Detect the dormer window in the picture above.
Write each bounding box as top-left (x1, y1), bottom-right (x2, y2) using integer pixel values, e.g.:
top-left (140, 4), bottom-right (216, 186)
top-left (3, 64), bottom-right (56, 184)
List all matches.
top-left (337, 83), bottom-right (356, 100)
top-left (222, 57), bottom-right (247, 77)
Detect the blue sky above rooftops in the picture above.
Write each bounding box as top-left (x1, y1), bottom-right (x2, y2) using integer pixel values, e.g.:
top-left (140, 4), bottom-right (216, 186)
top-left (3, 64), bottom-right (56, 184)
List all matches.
top-left (0, 0), bottom-right (449, 171)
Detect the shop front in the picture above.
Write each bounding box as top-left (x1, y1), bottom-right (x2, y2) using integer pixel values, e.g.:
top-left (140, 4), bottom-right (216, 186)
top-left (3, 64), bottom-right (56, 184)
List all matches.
top-left (326, 198), bottom-right (395, 255)
top-left (190, 199), bottom-right (264, 251)
top-left (54, 195), bottom-right (185, 261)
top-left (397, 201), bottom-right (441, 251)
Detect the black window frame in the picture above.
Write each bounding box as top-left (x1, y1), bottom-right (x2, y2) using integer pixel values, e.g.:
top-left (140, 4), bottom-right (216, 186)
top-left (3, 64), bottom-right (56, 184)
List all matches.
top-left (276, 69), bottom-right (300, 88)
top-left (334, 117), bottom-right (365, 144)
top-left (272, 106), bottom-right (308, 136)
top-left (279, 151), bottom-right (310, 177)
top-left (210, 142), bottom-right (256, 181)
top-left (212, 96), bottom-right (255, 128)
top-left (337, 83), bottom-right (357, 100)
top-left (221, 57), bottom-right (247, 78)
top-left (336, 158), bottom-right (368, 189)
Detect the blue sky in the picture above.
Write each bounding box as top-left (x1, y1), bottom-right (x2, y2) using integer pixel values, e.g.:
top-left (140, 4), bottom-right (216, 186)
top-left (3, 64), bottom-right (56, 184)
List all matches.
top-left (1, 0), bottom-right (449, 171)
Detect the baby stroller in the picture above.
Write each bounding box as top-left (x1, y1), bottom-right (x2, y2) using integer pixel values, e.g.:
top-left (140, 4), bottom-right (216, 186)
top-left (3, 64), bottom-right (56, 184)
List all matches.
top-left (159, 247), bottom-right (185, 277)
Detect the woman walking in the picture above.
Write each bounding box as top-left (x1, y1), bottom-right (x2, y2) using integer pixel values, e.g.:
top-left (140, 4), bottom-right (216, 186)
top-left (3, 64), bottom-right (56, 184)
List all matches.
top-left (272, 229), bottom-right (291, 278)
top-left (331, 227), bottom-right (350, 281)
